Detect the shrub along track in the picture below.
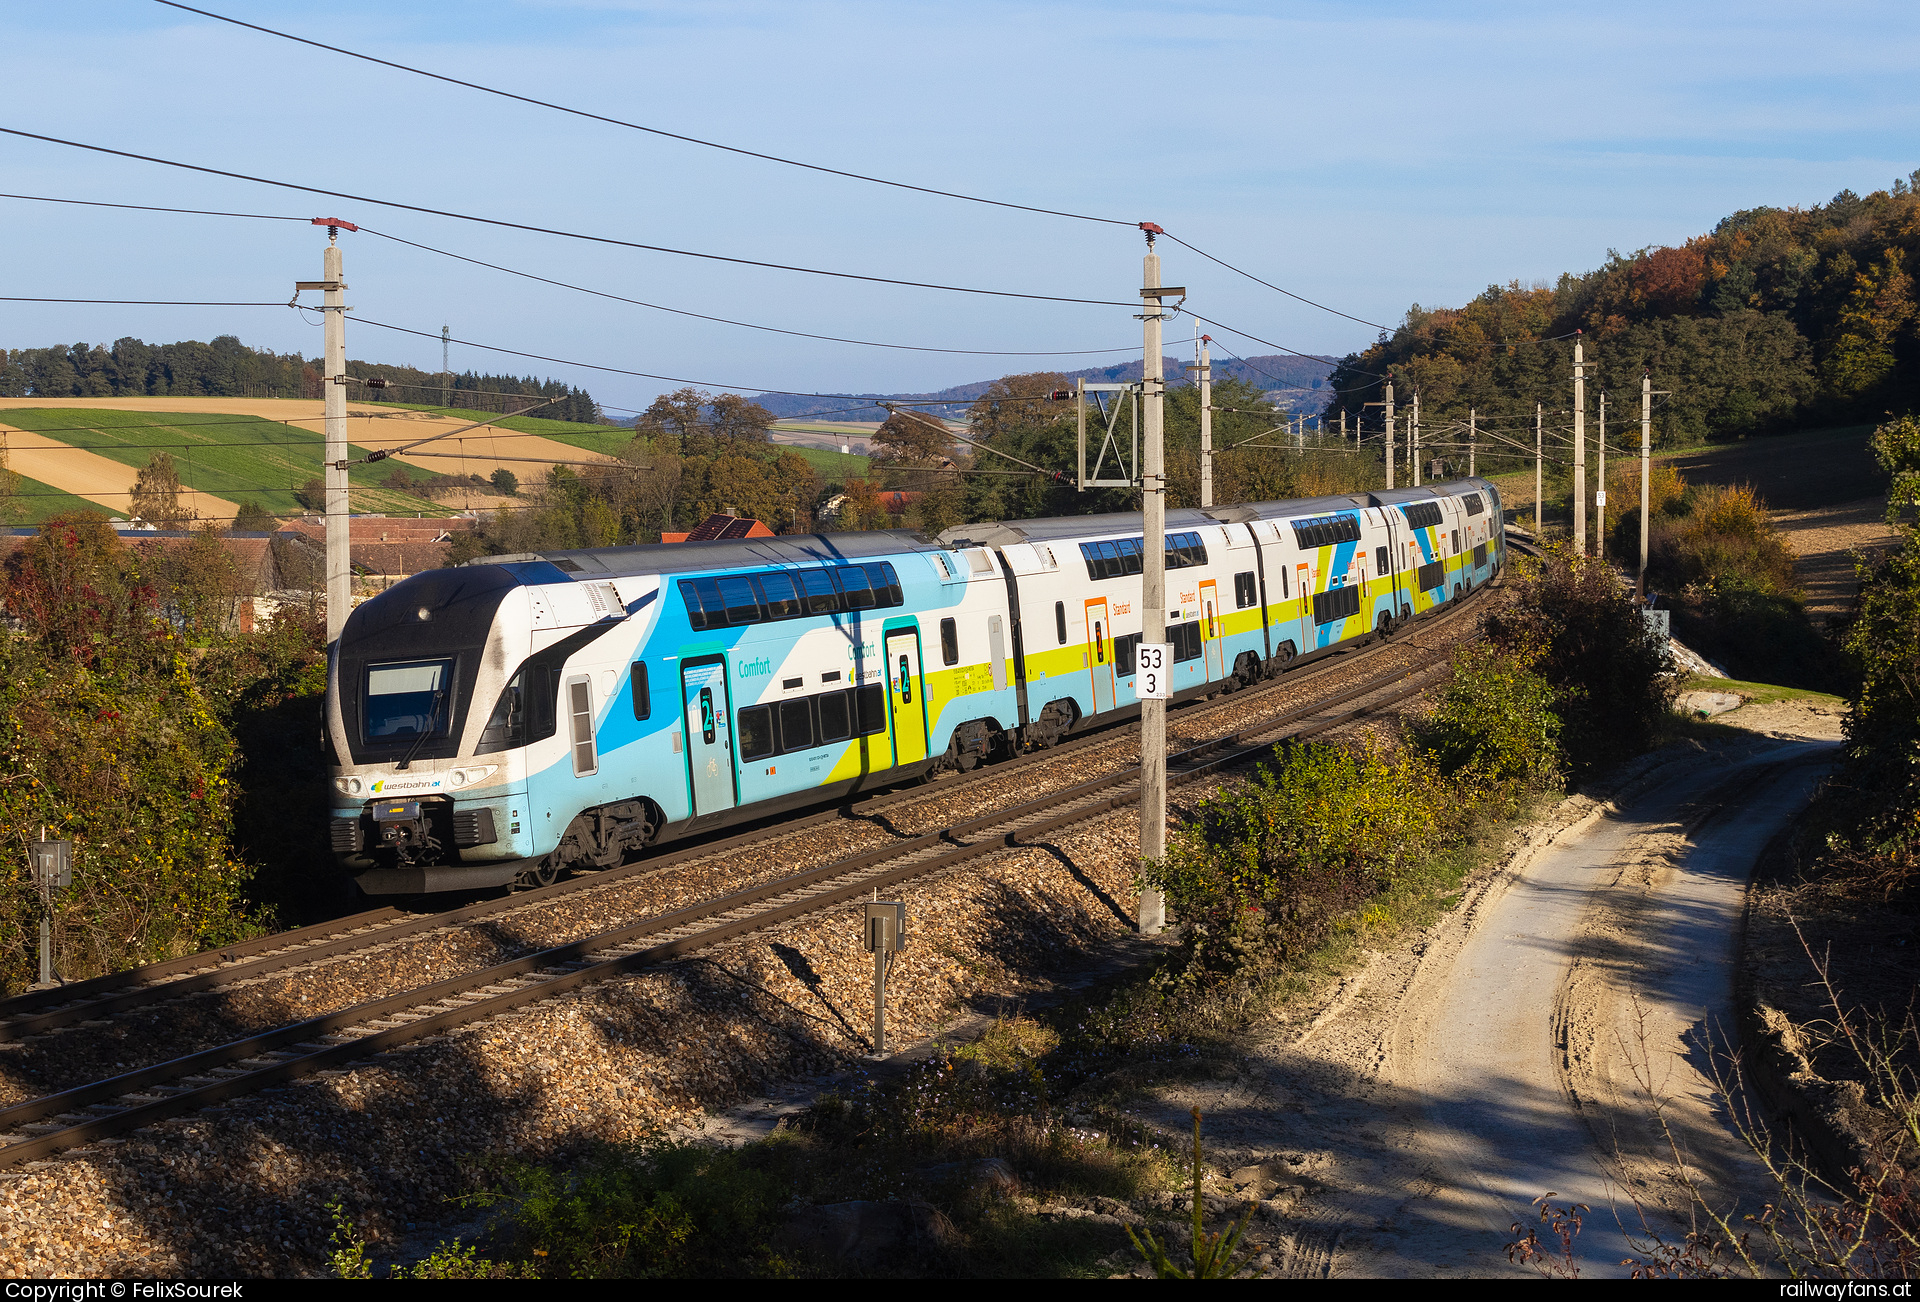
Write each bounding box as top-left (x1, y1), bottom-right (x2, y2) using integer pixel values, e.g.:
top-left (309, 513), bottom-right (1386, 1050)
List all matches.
top-left (0, 565), bottom-right (1515, 1172)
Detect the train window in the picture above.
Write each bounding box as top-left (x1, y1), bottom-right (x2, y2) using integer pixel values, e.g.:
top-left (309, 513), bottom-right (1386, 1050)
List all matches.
top-left (1164, 531), bottom-right (1208, 569)
top-left (1117, 537), bottom-right (1144, 574)
top-left (835, 566), bottom-right (876, 610)
top-left (1400, 502), bottom-right (1444, 530)
top-left (821, 669), bottom-right (842, 683)
top-left (1473, 542), bottom-right (1487, 566)
top-left (1054, 601), bottom-right (1067, 645)
top-left (567, 677), bottom-right (598, 776)
top-left (1463, 493), bottom-right (1486, 516)
top-left (778, 698), bottom-right (814, 751)
top-left (855, 684), bottom-right (888, 735)
top-left (1096, 540), bottom-right (1122, 578)
top-left (365, 658), bottom-right (452, 743)
top-left (1171, 621), bottom-right (1203, 662)
top-left (817, 690), bottom-right (852, 741)
top-left (677, 579), bottom-right (709, 630)
top-left (718, 575), bottom-right (761, 625)
top-left (798, 568), bottom-right (841, 615)
top-left (1452, 530), bottom-right (1460, 554)
top-left (1278, 565), bottom-right (1289, 598)
top-left (629, 662), bottom-right (650, 721)
top-left (1376, 545), bottom-right (1390, 574)
top-left (738, 704), bottom-right (776, 761)
top-left (757, 571), bottom-right (801, 620)
top-left (940, 618), bottom-right (959, 666)
top-left (1234, 571), bottom-right (1257, 609)
top-left (1311, 586), bottom-right (1362, 625)
top-left (477, 669), bottom-right (525, 753)
top-left (1115, 632), bottom-right (1141, 677)
top-left (1418, 560), bottom-right (1445, 591)
top-left (866, 562), bottom-right (904, 607)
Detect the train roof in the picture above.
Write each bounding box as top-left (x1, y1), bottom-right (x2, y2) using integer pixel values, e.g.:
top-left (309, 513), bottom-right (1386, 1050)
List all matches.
top-left (936, 508), bottom-right (1219, 548)
top-left (472, 528), bottom-right (939, 582)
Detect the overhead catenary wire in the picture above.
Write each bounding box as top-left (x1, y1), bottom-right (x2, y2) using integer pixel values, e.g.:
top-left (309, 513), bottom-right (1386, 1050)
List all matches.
top-left (0, 194), bottom-right (1142, 360)
top-left (150, 0), bottom-right (1137, 230)
top-left (0, 128), bottom-right (1139, 309)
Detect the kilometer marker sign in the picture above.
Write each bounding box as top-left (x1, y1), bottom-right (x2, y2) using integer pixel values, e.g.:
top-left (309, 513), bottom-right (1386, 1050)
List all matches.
top-left (1137, 643), bottom-right (1172, 699)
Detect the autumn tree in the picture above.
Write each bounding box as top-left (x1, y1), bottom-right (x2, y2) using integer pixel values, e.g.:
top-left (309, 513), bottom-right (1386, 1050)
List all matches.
top-left (130, 450), bottom-right (191, 528)
top-left (870, 408), bottom-right (967, 532)
top-left (231, 500), bottom-right (276, 533)
top-left (965, 372), bottom-right (1070, 442)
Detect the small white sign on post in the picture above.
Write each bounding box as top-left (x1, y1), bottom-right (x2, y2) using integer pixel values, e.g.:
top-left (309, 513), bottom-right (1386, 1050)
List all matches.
top-left (1137, 643), bottom-right (1172, 699)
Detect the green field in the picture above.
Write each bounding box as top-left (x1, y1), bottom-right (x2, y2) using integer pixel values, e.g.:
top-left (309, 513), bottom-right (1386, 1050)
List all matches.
top-left (4, 471), bottom-right (104, 523)
top-left (350, 404), bottom-right (874, 479)
top-left (1, 408), bottom-right (442, 518)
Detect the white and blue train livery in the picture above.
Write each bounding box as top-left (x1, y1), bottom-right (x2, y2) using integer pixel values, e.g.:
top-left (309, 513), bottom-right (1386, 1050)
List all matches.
top-left (326, 477), bottom-right (1503, 894)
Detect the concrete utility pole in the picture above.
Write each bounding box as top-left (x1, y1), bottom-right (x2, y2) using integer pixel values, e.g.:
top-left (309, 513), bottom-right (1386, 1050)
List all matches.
top-left (1469, 408), bottom-right (1477, 477)
top-left (1639, 373), bottom-right (1652, 601)
top-left (1572, 338), bottom-right (1587, 556)
top-left (1197, 333), bottom-right (1213, 508)
top-left (1412, 391), bottom-right (1422, 486)
top-left (441, 324), bottom-right (451, 407)
top-left (1384, 380), bottom-right (1396, 490)
top-left (1138, 228), bottom-right (1172, 936)
top-left (1535, 403), bottom-right (1543, 534)
top-left (1597, 391), bottom-right (1607, 555)
top-left (296, 221), bottom-right (355, 646)
top-left (1340, 408), bottom-right (1347, 441)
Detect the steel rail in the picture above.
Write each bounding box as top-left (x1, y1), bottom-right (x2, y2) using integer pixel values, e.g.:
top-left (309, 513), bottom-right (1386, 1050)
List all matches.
top-left (0, 565), bottom-right (1502, 1041)
top-left (0, 619), bottom-right (1472, 1168)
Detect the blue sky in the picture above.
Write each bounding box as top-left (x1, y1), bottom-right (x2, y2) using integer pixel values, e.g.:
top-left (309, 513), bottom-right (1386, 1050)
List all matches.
top-left (5, 0), bottom-right (1917, 416)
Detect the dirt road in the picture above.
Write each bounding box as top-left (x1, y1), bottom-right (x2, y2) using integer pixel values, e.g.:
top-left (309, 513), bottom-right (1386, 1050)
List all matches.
top-left (1123, 704), bottom-right (1841, 1277)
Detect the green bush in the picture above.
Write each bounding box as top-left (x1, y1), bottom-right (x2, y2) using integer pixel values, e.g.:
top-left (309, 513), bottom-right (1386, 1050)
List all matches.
top-left (1419, 641), bottom-right (1561, 799)
top-left (1486, 543), bottom-right (1675, 776)
top-left (469, 1140), bottom-right (793, 1278)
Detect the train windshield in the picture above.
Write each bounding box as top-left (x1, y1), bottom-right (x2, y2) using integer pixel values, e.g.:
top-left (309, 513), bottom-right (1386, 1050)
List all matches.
top-left (365, 658), bottom-right (454, 741)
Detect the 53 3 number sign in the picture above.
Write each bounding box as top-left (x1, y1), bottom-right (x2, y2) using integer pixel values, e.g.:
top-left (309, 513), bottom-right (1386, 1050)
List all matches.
top-left (1137, 643), bottom-right (1172, 699)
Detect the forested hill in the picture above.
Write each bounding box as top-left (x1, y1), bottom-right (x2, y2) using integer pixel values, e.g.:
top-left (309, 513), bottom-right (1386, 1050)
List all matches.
top-left (750, 352), bottom-right (1338, 423)
top-left (0, 334), bottom-right (604, 424)
top-left (1323, 174), bottom-right (1920, 447)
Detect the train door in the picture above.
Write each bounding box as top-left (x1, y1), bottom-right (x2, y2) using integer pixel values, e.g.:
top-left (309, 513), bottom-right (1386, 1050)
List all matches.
top-left (884, 627), bottom-right (928, 766)
top-left (681, 659), bottom-right (735, 815)
top-left (1084, 598), bottom-right (1114, 714)
top-left (1199, 580), bottom-right (1224, 680)
top-left (1295, 562), bottom-right (1312, 649)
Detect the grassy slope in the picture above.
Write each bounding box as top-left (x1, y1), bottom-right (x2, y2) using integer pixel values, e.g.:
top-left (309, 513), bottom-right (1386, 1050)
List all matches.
top-left (1682, 673), bottom-right (1846, 707)
top-left (3, 408), bottom-right (442, 517)
top-left (6, 472), bottom-right (103, 522)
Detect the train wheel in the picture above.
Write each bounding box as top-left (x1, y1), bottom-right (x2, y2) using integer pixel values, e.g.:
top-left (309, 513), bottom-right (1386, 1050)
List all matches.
top-left (1375, 611), bottom-right (1393, 639)
top-left (515, 857), bottom-right (561, 891)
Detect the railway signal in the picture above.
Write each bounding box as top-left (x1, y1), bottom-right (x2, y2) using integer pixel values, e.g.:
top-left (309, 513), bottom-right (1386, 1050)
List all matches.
top-left (864, 899), bottom-right (907, 1056)
top-left (29, 837), bottom-right (71, 989)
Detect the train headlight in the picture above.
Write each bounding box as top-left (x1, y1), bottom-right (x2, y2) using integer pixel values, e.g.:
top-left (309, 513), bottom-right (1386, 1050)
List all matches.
top-left (451, 765), bottom-right (497, 789)
top-left (450, 769), bottom-right (466, 789)
top-left (334, 776), bottom-right (364, 795)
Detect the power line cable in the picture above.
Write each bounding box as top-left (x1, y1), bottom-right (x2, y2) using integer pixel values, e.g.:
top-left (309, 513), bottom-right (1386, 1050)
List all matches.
top-left (1160, 234), bottom-right (1389, 331)
top-left (0, 127), bottom-right (1139, 308)
top-left (354, 224), bottom-right (1141, 357)
top-left (151, 0), bottom-right (1137, 229)
top-left (0, 194), bottom-right (1141, 358)
top-left (1, 296), bottom-right (286, 306)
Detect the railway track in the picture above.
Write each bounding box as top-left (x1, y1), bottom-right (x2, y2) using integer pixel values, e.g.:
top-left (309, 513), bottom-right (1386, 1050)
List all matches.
top-left (0, 561), bottom-right (1517, 1167)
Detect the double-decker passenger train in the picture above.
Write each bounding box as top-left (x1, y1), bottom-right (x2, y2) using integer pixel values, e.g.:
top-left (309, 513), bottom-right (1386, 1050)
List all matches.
top-left (326, 477), bottom-right (1504, 894)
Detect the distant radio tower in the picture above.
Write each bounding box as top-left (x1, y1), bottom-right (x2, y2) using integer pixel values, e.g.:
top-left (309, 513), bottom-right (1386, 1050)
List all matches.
top-left (441, 324), bottom-right (451, 408)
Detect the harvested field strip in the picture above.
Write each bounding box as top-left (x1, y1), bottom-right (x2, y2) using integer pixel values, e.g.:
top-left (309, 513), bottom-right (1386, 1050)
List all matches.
top-left (1, 408), bottom-right (441, 519)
